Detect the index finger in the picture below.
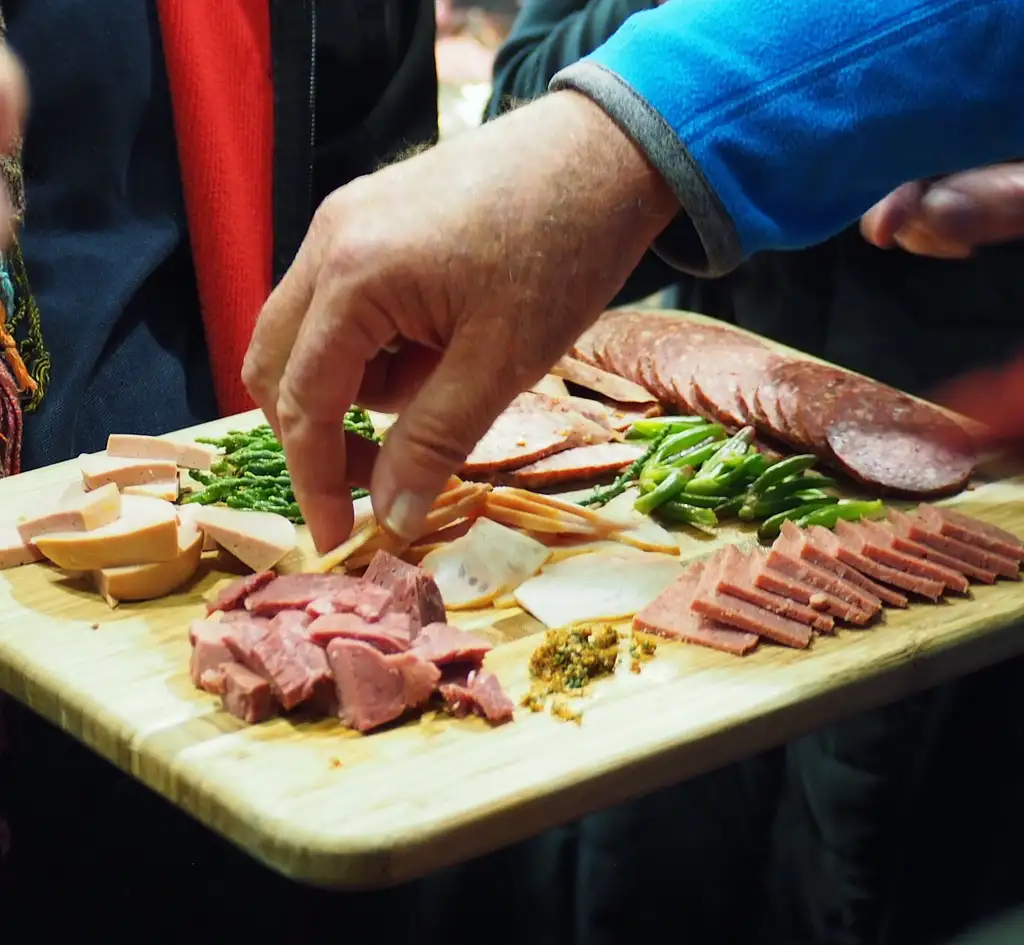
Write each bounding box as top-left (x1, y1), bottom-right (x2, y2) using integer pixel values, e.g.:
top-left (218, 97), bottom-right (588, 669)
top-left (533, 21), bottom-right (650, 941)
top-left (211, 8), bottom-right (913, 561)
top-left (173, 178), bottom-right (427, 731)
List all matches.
top-left (275, 280), bottom-right (396, 553)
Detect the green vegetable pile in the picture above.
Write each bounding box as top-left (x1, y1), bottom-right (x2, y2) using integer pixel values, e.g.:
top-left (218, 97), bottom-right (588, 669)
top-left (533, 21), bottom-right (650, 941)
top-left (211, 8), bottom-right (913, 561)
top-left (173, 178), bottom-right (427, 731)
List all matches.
top-left (180, 407), bottom-right (379, 524)
top-left (579, 415), bottom-right (884, 540)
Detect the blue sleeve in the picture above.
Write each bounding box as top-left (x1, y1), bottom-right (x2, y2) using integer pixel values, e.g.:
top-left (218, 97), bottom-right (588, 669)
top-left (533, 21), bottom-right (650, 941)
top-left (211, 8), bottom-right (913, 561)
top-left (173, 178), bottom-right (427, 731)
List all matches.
top-left (549, 0), bottom-right (1024, 277)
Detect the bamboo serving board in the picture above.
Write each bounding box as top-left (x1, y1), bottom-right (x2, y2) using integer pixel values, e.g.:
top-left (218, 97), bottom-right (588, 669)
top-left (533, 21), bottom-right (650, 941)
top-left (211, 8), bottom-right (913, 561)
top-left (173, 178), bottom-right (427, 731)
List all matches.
top-left (2, 320), bottom-right (1024, 890)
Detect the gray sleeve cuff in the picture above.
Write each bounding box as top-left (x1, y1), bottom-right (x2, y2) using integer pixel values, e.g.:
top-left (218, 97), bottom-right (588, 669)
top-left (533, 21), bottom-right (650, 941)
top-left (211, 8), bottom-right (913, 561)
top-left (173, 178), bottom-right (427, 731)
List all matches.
top-left (550, 60), bottom-right (743, 278)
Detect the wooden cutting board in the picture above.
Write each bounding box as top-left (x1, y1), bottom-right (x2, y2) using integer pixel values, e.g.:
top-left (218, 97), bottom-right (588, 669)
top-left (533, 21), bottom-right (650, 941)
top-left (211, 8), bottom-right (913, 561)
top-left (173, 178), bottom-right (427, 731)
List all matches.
top-left (2, 336), bottom-right (1024, 890)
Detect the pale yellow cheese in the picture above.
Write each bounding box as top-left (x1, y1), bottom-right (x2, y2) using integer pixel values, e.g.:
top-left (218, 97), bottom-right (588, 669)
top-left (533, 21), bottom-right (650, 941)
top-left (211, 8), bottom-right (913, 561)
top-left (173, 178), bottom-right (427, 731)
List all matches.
top-left (79, 451), bottom-right (178, 491)
top-left (106, 433), bottom-right (217, 471)
top-left (192, 505), bottom-right (296, 572)
top-left (35, 495), bottom-right (179, 570)
top-left (92, 520), bottom-right (203, 605)
top-left (175, 503), bottom-right (218, 552)
top-left (124, 477), bottom-right (180, 502)
top-left (16, 482), bottom-right (122, 543)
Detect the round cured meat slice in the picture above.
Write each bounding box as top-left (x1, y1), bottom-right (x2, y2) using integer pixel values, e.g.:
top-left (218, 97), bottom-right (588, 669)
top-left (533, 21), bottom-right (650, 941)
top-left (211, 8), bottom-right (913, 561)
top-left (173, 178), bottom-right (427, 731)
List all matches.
top-left (591, 311), bottom-right (656, 373)
top-left (690, 345), bottom-right (761, 429)
top-left (603, 318), bottom-right (662, 384)
top-left (825, 387), bottom-right (976, 496)
top-left (692, 346), bottom-right (784, 429)
top-left (759, 360), bottom-right (815, 449)
top-left (650, 322), bottom-right (757, 413)
top-left (571, 310), bottom-right (637, 366)
top-left (787, 362), bottom-right (870, 454)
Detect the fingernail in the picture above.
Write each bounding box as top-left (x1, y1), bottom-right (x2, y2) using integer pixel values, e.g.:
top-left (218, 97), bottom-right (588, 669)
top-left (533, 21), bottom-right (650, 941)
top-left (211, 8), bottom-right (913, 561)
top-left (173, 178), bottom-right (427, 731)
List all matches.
top-left (381, 490), bottom-right (432, 542)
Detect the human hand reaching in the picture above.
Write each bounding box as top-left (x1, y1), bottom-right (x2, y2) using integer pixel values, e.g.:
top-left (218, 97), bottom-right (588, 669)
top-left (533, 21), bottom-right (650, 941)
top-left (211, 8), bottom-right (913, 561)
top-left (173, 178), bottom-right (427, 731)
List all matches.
top-left (861, 164), bottom-right (1024, 259)
top-left (242, 90), bottom-right (677, 553)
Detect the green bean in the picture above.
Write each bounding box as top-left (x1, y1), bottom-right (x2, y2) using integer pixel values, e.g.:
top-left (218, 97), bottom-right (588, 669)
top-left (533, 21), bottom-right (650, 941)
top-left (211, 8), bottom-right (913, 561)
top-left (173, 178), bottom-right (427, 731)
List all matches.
top-left (578, 428), bottom-right (670, 507)
top-left (651, 424), bottom-right (725, 465)
top-left (664, 439), bottom-right (722, 471)
top-left (713, 495), bottom-right (746, 518)
top-left (634, 467), bottom-right (694, 515)
top-left (739, 490), bottom-right (835, 521)
top-left (663, 492), bottom-right (731, 509)
top-left (625, 416), bottom-right (707, 439)
top-left (688, 426), bottom-right (755, 485)
top-left (655, 500), bottom-right (719, 529)
top-left (757, 474), bottom-right (837, 502)
top-left (757, 499), bottom-right (843, 541)
top-left (748, 454), bottom-right (819, 495)
top-left (795, 499), bottom-right (885, 529)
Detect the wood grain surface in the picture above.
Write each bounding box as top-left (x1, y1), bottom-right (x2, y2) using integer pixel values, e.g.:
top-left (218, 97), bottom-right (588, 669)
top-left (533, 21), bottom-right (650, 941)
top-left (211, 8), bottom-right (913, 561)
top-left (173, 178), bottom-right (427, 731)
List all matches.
top-left (1, 313), bottom-right (1022, 890)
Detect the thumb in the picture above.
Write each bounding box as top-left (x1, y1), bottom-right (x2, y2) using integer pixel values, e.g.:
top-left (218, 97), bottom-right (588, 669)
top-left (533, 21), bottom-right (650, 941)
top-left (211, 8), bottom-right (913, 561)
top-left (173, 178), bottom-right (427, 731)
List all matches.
top-left (370, 325), bottom-right (532, 541)
top-left (917, 164), bottom-right (1024, 249)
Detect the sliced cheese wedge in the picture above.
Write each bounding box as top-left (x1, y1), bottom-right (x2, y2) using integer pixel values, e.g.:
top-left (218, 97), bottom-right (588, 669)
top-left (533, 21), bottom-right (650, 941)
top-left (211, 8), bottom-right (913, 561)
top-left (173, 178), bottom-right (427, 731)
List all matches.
top-left (596, 489), bottom-right (681, 555)
top-left (420, 517), bottom-right (551, 610)
top-left (0, 523), bottom-right (44, 569)
top-left (16, 481), bottom-right (122, 543)
top-left (79, 451), bottom-right (178, 491)
top-left (124, 477), bottom-right (180, 502)
top-left (192, 505), bottom-right (296, 573)
top-left (106, 432), bottom-right (218, 471)
top-left (514, 550), bottom-right (682, 629)
top-left (92, 519), bottom-right (203, 605)
top-left (35, 495), bottom-right (180, 570)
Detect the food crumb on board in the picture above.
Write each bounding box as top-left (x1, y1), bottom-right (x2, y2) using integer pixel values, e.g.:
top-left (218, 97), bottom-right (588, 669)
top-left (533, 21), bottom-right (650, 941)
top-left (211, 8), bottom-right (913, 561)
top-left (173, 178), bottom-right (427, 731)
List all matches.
top-left (629, 631), bottom-right (658, 674)
top-left (328, 757), bottom-right (343, 769)
top-left (522, 622), bottom-right (655, 723)
top-left (90, 622), bottom-right (100, 631)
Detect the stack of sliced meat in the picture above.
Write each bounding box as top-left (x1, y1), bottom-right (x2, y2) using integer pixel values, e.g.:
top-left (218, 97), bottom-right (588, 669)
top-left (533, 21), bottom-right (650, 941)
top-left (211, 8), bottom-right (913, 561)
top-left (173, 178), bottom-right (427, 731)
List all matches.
top-left (188, 550), bottom-right (515, 732)
top-left (634, 505), bottom-right (1023, 655)
top-left (460, 383), bottom-right (658, 488)
top-left (571, 310), bottom-right (978, 497)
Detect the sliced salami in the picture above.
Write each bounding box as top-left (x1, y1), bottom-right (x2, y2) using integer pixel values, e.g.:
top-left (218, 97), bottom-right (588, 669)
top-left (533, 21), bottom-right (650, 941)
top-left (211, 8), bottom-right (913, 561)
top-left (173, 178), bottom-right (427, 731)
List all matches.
top-left (592, 311), bottom-right (656, 373)
top-left (570, 310), bottom-right (638, 366)
top-left (787, 362), bottom-right (870, 455)
top-left (825, 386), bottom-right (976, 497)
top-left (509, 441), bottom-right (646, 489)
top-left (761, 361), bottom-right (811, 448)
top-left (692, 344), bottom-right (777, 430)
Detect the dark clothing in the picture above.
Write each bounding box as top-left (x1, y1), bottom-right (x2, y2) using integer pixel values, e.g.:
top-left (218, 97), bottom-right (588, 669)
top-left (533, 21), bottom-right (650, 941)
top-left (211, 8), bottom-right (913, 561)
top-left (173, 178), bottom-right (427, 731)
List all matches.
top-left (486, 4), bottom-right (1024, 944)
top-left (6, 0), bottom-right (437, 469)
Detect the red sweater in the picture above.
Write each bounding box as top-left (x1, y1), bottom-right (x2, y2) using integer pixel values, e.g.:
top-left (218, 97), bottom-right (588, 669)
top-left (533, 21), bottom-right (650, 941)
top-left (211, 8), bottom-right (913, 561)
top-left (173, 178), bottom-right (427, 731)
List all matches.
top-left (156, 0), bottom-right (274, 417)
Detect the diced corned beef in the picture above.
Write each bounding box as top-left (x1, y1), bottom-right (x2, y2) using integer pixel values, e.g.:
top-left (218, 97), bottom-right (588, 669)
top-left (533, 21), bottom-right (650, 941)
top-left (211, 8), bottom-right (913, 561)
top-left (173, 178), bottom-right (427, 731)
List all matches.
top-left (438, 681), bottom-right (475, 718)
top-left (206, 570), bottom-right (275, 614)
top-left (886, 508), bottom-right (997, 583)
top-left (221, 663), bottom-right (278, 723)
top-left (245, 573), bottom-right (363, 616)
top-left (189, 621), bottom-right (234, 689)
top-left (363, 550), bottom-right (446, 635)
top-left (438, 666), bottom-right (515, 723)
top-left (633, 565), bottom-right (760, 655)
top-left (411, 622), bottom-right (492, 665)
top-left (326, 638), bottom-right (440, 732)
top-left (304, 582), bottom-right (394, 622)
top-left (220, 610), bottom-right (272, 626)
top-left (247, 626), bottom-right (334, 711)
top-left (269, 609), bottom-right (312, 634)
top-left (305, 611), bottom-right (413, 653)
top-left (751, 549), bottom-right (871, 625)
top-left (765, 543), bottom-right (881, 620)
top-left (924, 504), bottom-right (1024, 562)
top-left (466, 670), bottom-right (515, 723)
top-left (911, 506), bottom-right (1020, 578)
top-left (222, 616), bottom-right (273, 666)
top-left (847, 518), bottom-right (970, 593)
top-left (691, 556), bottom-right (812, 649)
top-left (811, 523), bottom-right (941, 600)
top-left (199, 667), bottom-right (227, 695)
top-left (781, 522), bottom-right (908, 608)
top-left (713, 545), bottom-right (833, 633)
